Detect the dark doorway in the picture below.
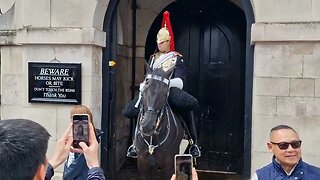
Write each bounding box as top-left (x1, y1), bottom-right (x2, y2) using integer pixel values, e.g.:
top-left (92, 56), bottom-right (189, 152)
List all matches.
top-left (103, 0), bottom-right (254, 179)
top-left (146, 0), bottom-right (246, 175)
top-left (101, 0), bottom-right (119, 179)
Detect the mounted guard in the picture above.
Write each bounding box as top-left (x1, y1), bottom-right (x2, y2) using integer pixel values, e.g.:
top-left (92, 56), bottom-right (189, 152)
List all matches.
top-left (122, 11), bottom-right (201, 158)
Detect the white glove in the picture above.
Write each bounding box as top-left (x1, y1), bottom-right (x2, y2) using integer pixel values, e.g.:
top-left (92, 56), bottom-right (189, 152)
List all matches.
top-left (169, 78), bottom-right (183, 89)
top-left (139, 82), bottom-right (146, 92)
top-left (134, 81), bottom-right (146, 108)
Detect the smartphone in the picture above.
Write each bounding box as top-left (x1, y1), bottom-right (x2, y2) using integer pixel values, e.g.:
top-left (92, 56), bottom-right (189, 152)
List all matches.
top-left (175, 154), bottom-right (193, 180)
top-left (72, 114), bottom-right (89, 148)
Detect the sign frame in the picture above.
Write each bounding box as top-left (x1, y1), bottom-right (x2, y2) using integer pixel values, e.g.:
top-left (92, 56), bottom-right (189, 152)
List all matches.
top-left (28, 62), bottom-right (81, 104)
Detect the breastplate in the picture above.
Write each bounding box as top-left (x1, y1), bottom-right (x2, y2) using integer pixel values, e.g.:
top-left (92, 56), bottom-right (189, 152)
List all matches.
top-left (152, 52), bottom-right (177, 72)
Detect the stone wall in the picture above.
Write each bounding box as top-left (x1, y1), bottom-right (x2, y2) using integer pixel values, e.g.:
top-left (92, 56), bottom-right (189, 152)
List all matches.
top-left (251, 21), bottom-right (320, 176)
top-left (2, 0), bottom-right (320, 178)
top-left (0, 0), bottom-right (107, 177)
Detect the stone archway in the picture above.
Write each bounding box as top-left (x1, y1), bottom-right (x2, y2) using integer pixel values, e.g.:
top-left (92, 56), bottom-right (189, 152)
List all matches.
top-left (146, 0), bottom-right (247, 177)
top-left (101, 0), bottom-right (254, 179)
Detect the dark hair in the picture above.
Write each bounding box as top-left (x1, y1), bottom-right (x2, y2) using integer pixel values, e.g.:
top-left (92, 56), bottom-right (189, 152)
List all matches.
top-left (0, 119), bottom-right (50, 180)
top-left (270, 124), bottom-right (298, 135)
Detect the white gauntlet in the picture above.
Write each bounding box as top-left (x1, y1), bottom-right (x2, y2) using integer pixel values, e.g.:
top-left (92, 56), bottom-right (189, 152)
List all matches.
top-left (169, 78), bottom-right (183, 89)
top-left (134, 81), bottom-right (146, 108)
top-left (139, 82), bottom-right (146, 92)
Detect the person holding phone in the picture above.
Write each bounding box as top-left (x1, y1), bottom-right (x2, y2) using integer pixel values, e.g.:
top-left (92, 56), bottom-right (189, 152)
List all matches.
top-left (0, 118), bottom-right (105, 180)
top-left (63, 105), bottom-right (103, 180)
top-left (251, 125), bottom-right (320, 180)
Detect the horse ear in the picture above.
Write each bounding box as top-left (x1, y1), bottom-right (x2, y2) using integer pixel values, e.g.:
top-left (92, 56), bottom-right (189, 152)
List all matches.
top-left (144, 59), bottom-right (152, 74)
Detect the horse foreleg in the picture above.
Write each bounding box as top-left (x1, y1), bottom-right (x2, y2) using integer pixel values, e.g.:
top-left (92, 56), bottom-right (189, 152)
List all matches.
top-left (162, 157), bottom-right (175, 180)
top-left (137, 157), bottom-right (153, 180)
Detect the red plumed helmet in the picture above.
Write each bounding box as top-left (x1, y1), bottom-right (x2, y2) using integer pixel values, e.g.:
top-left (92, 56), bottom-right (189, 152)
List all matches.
top-left (157, 11), bottom-right (175, 51)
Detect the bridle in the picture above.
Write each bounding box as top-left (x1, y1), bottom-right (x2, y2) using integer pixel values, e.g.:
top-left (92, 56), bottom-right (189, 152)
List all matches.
top-left (137, 73), bottom-right (175, 154)
top-left (141, 74), bottom-right (170, 131)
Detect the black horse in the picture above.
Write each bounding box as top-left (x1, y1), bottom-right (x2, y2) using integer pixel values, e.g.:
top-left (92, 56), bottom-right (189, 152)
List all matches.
top-left (135, 66), bottom-right (185, 180)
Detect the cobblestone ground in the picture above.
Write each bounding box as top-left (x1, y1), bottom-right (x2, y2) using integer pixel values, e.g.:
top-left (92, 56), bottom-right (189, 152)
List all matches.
top-left (116, 159), bottom-right (243, 180)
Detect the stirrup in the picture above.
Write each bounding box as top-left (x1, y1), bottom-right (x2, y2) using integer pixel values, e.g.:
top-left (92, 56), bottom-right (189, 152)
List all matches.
top-left (126, 144), bottom-right (137, 158)
top-left (189, 144), bottom-right (201, 158)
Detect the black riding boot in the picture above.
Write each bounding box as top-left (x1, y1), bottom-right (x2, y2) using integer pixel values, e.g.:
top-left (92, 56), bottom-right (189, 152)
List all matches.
top-left (126, 118), bottom-right (138, 158)
top-left (168, 88), bottom-right (200, 157)
top-left (185, 111), bottom-right (201, 158)
top-left (122, 96), bottom-right (140, 119)
top-left (123, 97), bottom-right (140, 158)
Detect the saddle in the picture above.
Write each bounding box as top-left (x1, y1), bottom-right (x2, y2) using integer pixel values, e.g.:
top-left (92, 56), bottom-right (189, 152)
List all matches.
top-left (168, 87), bottom-right (198, 112)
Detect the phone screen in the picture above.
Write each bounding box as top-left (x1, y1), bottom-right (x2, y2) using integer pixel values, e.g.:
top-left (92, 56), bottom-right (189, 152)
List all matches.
top-left (72, 114), bottom-right (89, 148)
top-left (175, 154), bottom-right (193, 180)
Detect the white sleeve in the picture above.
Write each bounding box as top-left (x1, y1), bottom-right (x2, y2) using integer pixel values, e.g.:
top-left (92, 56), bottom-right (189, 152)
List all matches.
top-left (169, 78), bottom-right (183, 89)
top-left (250, 173), bottom-right (258, 180)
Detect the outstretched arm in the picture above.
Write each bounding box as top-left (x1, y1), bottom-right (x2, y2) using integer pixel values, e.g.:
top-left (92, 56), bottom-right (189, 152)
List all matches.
top-left (79, 123), bottom-right (99, 168)
top-left (49, 123), bottom-right (73, 169)
top-left (78, 123), bottom-right (106, 180)
top-left (46, 123), bottom-right (73, 180)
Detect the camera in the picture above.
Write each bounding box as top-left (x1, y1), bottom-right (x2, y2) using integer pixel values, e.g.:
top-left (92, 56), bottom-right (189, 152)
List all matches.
top-left (72, 114), bottom-right (89, 148)
top-left (175, 154), bottom-right (193, 180)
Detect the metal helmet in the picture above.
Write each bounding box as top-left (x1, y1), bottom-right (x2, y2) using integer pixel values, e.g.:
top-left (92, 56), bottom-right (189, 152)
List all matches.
top-left (157, 11), bottom-right (175, 51)
top-left (157, 27), bottom-right (170, 44)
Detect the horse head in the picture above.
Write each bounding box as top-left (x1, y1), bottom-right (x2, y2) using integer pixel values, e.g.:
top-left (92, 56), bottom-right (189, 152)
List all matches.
top-left (139, 66), bottom-right (174, 136)
top-left (136, 62), bottom-right (185, 180)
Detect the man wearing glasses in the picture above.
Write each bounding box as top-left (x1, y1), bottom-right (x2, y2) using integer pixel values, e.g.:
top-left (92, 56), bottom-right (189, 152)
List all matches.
top-left (251, 125), bottom-right (320, 179)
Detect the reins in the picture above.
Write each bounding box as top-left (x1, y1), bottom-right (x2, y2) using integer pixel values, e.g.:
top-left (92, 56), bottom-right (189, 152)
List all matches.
top-left (140, 73), bottom-right (171, 134)
top-left (137, 72), bottom-right (178, 155)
